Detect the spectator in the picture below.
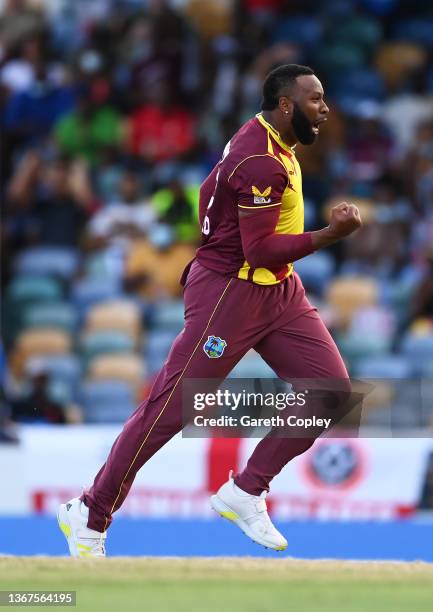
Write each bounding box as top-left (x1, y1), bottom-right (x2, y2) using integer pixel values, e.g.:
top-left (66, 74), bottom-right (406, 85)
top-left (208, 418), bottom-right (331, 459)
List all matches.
top-left (10, 364), bottom-right (73, 424)
top-left (0, 1), bottom-right (46, 57)
top-left (152, 179), bottom-right (199, 242)
top-left (86, 169), bottom-right (156, 251)
top-left (4, 59), bottom-right (76, 146)
top-left (128, 79), bottom-right (197, 163)
top-left (55, 85), bottom-right (122, 164)
top-left (6, 152), bottom-right (95, 250)
top-left (1, 0), bottom-right (432, 428)
top-left (124, 226), bottom-right (196, 299)
top-left (345, 102), bottom-right (395, 183)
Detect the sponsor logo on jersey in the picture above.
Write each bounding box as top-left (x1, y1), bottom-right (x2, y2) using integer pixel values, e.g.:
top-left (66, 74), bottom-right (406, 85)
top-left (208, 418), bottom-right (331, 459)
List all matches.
top-left (252, 185), bottom-right (272, 204)
top-left (203, 335), bottom-right (227, 358)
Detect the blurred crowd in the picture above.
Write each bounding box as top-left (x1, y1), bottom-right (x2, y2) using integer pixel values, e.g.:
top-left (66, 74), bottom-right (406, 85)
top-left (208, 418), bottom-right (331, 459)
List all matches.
top-left (1, 0), bottom-right (433, 433)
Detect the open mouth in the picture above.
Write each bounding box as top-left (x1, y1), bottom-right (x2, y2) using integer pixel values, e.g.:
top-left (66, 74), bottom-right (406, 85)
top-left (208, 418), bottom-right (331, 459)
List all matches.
top-left (312, 118), bottom-right (327, 134)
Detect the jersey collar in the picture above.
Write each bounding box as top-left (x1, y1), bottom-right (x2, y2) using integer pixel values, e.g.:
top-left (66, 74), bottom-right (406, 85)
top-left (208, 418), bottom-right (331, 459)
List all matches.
top-left (256, 113), bottom-right (297, 154)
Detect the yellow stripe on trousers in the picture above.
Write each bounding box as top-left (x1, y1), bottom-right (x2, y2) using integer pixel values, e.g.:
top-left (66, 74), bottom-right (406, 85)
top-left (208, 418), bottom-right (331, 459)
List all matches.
top-left (104, 278), bottom-right (233, 531)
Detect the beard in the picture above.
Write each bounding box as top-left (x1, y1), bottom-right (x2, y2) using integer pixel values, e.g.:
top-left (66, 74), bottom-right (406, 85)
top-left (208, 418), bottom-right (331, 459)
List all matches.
top-left (292, 102), bottom-right (316, 145)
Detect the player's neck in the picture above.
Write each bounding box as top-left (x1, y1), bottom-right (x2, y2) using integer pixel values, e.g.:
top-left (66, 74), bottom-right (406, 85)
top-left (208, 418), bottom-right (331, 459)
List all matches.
top-left (261, 111), bottom-right (298, 148)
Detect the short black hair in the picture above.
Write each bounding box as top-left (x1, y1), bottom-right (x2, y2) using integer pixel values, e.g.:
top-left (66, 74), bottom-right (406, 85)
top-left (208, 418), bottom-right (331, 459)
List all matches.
top-left (261, 64), bottom-right (315, 111)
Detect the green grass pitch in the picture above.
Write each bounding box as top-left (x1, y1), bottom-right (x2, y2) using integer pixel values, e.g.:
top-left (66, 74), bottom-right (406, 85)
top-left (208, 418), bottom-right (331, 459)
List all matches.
top-left (1, 557), bottom-right (433, 611)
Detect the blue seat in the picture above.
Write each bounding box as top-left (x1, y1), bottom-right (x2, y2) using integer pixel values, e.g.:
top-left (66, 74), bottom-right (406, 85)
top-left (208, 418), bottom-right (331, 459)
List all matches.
top-left (72, 277), bottom-right (121, 315)
top-left (81, 331), bottom-right (135, 363)
top-left (14, 247), bottom-right (79, 280)
top-left (84, 401), bottom-right (137, 423)
top-left (23, 302), bottom-right (78, 332)
top-left (145, 330), bottom-right (178, 373)
top-left (294, 251), bottom-right (335, 295)
top-left (152, 300), bottom-right (184, 331)
top-left (332, 68), bottom-right (386, 101)
top-left (393, 20), bottom-right (433, 48)
top-left (354, 354), bottom-right (412, 379)
top-left (38, 353), bottom-right (81, 382)
top-left (316, 44), bottom-right (366, 78)
top-left (79, 380), bottom-right (136, 422)
top-left (401, 334), bottom-right (433, 375)
top-left (6, 276), bottom-right (63, 304)
top-left (338, 334), bottom-right (389, 368)
top-left (272, 17), bottom-right (322, 46)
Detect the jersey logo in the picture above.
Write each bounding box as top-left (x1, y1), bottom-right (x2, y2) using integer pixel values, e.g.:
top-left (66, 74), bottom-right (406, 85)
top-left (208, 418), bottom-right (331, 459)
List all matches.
top-left (252, 185), bottom-right (272, 204)
top-left (203, 335), bottom-right (227, 358)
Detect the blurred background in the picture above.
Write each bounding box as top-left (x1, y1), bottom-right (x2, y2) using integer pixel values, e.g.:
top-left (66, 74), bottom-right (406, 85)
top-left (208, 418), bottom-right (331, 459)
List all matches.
top-left (1, 0), bottom-right (433, 559)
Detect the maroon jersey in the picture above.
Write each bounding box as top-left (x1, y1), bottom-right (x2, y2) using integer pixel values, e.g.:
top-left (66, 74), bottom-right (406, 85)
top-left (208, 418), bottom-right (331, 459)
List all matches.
top-left (196, 114), bottom-right (305, 285)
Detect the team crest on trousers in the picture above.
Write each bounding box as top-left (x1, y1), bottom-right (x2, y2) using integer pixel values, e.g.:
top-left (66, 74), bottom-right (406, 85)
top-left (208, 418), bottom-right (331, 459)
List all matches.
top-left (203, 335), bottom-right (227, 358)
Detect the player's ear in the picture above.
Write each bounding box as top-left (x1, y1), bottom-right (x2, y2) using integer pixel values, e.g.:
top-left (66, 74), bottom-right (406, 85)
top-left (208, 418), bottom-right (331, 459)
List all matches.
top-left (278, 96), bottom-right (293, 118)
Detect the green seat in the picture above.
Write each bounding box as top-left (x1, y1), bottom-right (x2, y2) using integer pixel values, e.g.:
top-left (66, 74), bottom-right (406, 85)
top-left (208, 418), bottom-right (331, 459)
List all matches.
top-left (338, 334), bottom-right (389, 371)
top-left (23, 302), bottom-right (78, 333)
top-left (81, 331), bottom-right (135, 365)
top-left (317, 44), bottom-right (366, 76)
top-left (333, 17), bottom-right (382, 55)
top-left (7, 276), bottom-right (62, 304)
top-left (3, 277), bottom-right (64, 347)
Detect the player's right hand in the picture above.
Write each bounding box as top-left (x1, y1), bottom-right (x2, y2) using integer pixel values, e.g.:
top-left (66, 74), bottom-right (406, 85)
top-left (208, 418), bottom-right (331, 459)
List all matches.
top-left (328, 202), bottom-right (362, 238)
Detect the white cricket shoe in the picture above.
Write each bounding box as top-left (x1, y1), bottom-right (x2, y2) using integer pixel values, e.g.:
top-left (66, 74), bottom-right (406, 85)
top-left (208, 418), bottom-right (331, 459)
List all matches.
top-left (57, 497), bottom-right (106, 557)
top-left (210, 471), bottom-right (287, 551)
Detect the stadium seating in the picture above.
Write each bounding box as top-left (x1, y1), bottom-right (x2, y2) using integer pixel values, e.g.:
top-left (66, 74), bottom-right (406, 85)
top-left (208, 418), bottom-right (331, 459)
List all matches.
top-left (293, 251), bottom-right (335, 296)
top-left (85, 300), bottom-right (142, 341)
top-left (145, 330), bottom-right (178, 374)
top-left (25, 353), bottom-right (82, 390)
top-left (79, 380), bottom-right (136, 423)
top-left (272, 17), bottom-right (323, 46)
top-left (72, 277), bottom-right (121, 315)
top-left (151, 300), bottom-right (185, 330)
top-left (23, 302), bottom-right (78, 333)
top-left (6, 276), bottom-right (63, 304)
top-left (326, 277), bottom-right (378, 328)
top-left (14, 328), bottom-right (72, 357)
top-left (87, 353), bottom-right (146, 399)
top-left (392, 19), bottom-right (433, 48)
top-left (10, 328), bottom-right (72, 379)
top-left (374, 42), bottom-right (427, 89)
top-left (355, 354), bottom-right (412, 379)
top-left (81, 331), bottom-right (135, 365)
top-left (3, 276), bottom-right (65, 346)
top-left (337, 304), bottom-right (395, 368)
top-left (318, 44), bottom-right (366, 75)
top-left (14, 247), bottom-right (80, 280)
top-left (331, 68), bottom-right (386, 101)
top-left (401, 333), bottom-right (433, 376)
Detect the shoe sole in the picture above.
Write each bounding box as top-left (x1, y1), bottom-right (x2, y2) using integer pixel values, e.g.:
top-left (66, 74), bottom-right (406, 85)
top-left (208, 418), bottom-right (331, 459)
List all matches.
top-left (57, 504), bottom-right (79, 557)
top-left (210, 494), bottom-right (287, 551)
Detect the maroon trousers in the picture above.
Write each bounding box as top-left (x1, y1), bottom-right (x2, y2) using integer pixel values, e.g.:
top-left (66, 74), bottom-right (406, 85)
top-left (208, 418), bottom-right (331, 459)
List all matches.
top-left (82, 261), bottom-right (349, 532)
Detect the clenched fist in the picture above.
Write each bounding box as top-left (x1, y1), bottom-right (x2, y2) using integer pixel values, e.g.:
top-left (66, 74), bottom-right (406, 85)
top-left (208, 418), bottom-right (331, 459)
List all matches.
top-left (328, 202), bottom-right (362, 239)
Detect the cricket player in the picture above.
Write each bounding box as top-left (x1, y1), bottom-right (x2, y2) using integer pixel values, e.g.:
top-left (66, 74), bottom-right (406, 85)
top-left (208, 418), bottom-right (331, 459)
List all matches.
top-left (58, 64), bottom-right (361, 556)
